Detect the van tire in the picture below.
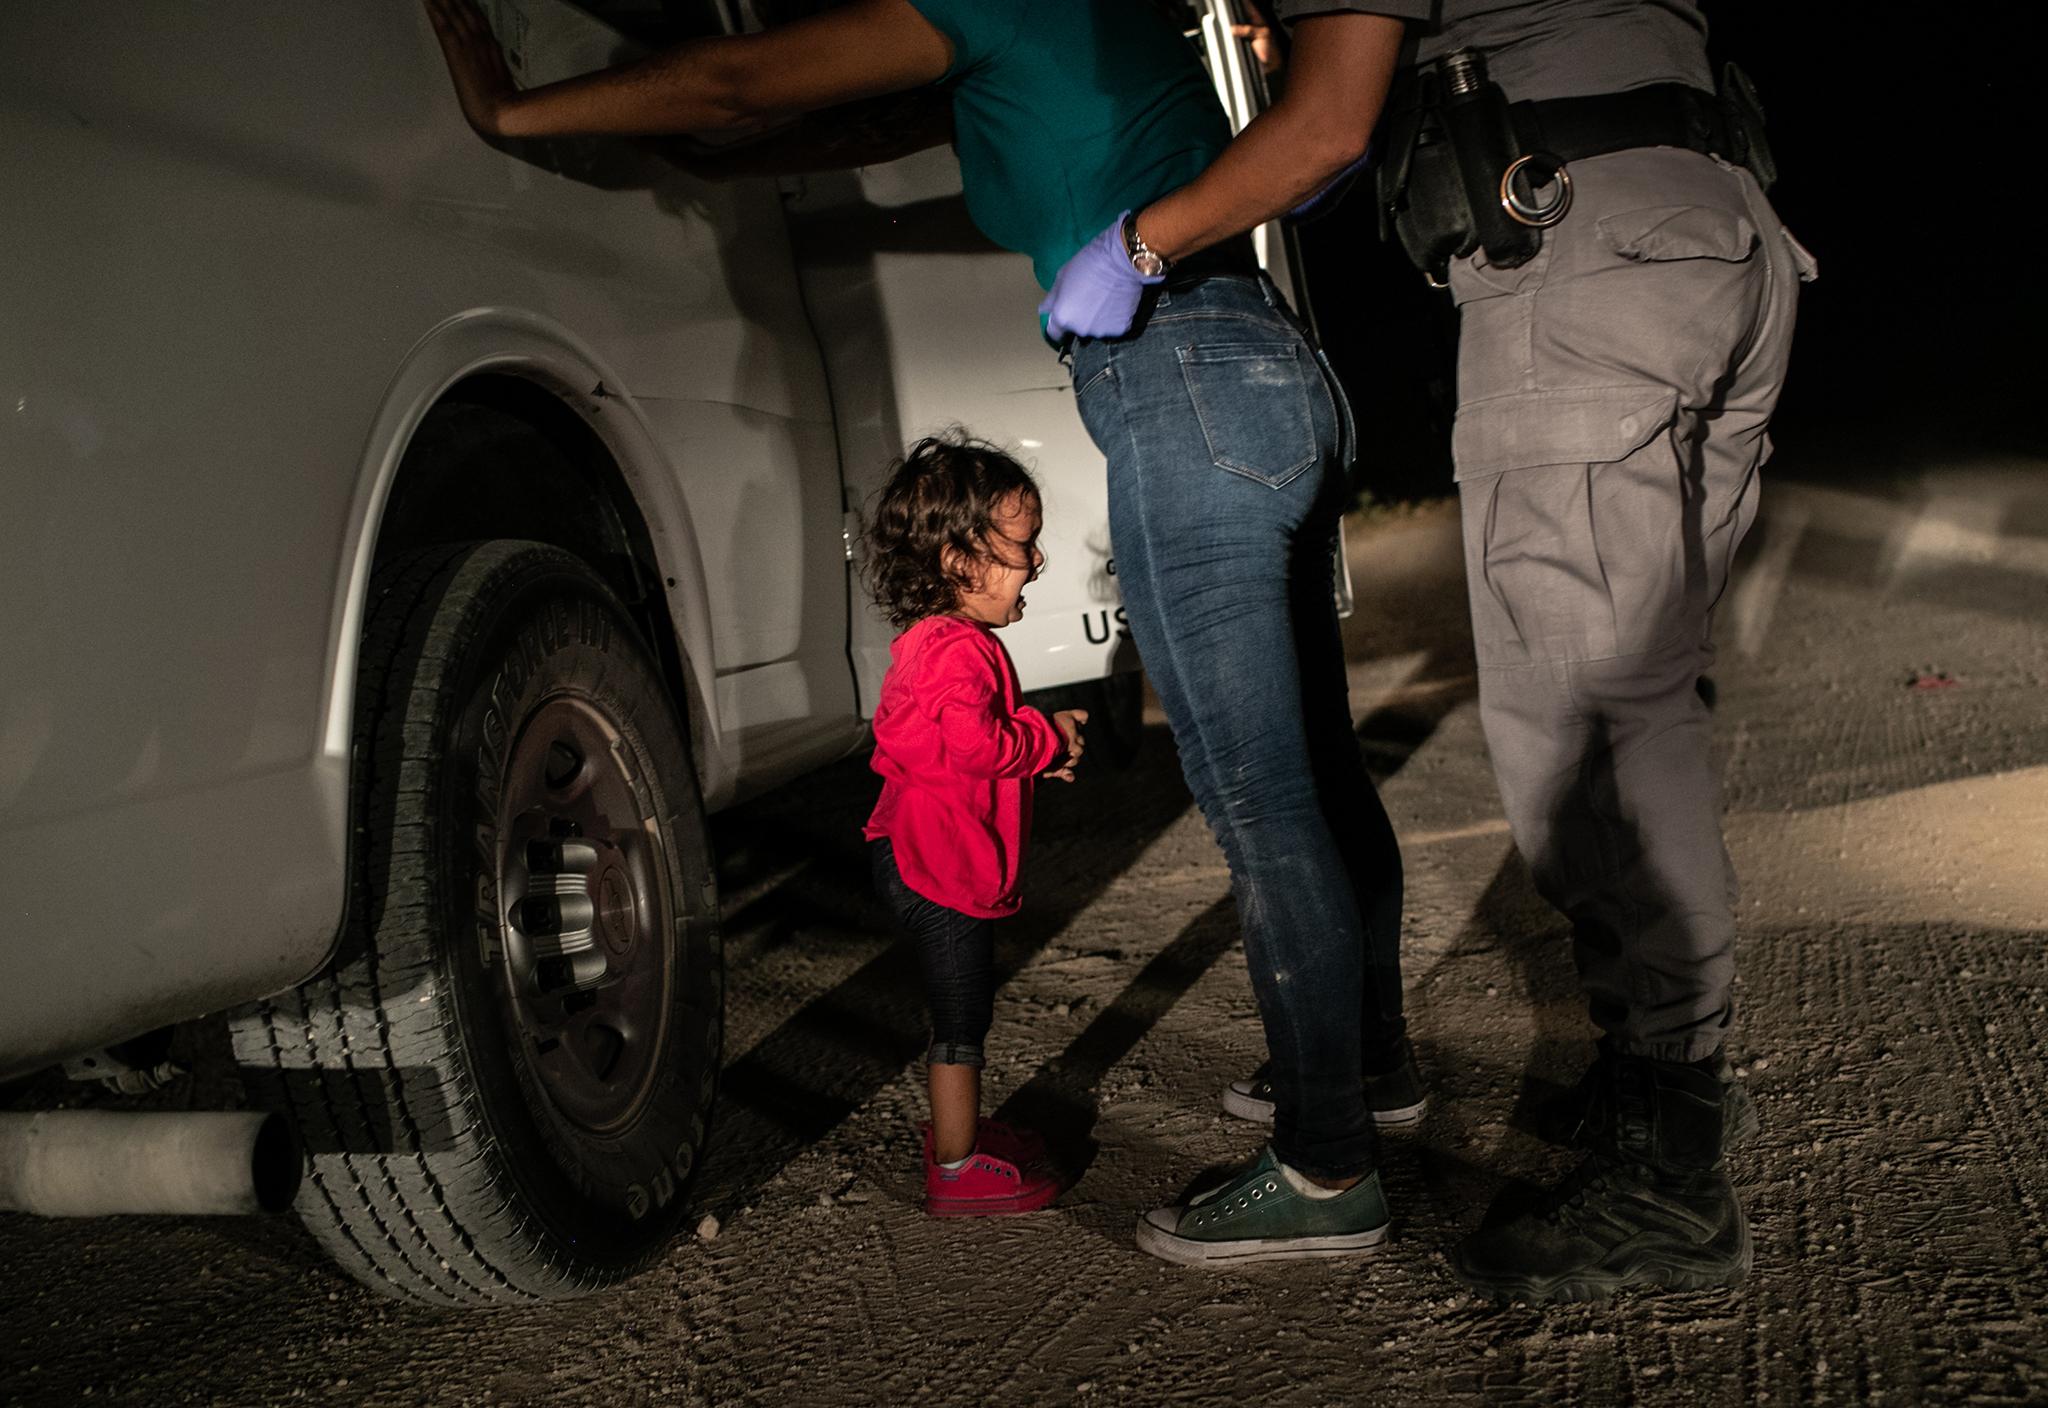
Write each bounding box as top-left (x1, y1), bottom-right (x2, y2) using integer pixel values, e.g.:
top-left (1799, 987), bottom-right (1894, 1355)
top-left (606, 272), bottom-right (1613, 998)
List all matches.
top-left (231, 541), bottom-right (721, 1307)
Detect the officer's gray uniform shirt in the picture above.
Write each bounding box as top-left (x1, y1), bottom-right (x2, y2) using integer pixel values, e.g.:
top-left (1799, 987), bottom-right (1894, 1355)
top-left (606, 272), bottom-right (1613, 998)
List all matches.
top-left (1272, 0), bottom-right (1811, 1062)
top-left (1273, 0), bottom-right (1712, 101)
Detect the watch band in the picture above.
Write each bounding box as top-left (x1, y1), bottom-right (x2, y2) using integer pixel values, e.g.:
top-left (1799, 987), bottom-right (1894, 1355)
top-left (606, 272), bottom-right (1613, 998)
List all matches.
top-left (1123, 212), bottom-right (1169, 278)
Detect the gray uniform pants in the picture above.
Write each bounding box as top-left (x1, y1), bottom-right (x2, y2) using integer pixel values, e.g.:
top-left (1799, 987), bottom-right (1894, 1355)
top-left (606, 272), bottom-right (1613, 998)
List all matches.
top-left (1450, 147), bottom-right (1810, 1063)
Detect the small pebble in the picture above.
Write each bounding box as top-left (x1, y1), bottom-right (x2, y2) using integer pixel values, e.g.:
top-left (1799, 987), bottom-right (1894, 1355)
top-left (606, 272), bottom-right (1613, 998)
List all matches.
top-left (696, 1214), bottom-right (721, 1242)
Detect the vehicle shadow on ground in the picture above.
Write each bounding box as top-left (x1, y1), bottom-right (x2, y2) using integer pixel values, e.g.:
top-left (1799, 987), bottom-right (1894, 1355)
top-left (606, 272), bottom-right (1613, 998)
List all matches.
top-left (693, 678), bottom-right (1489, 1225)
top-left (1405, 847), bottom-right (1587, 1227)
top-left (989, 895), bottom-right (1240, 1177)
top-left (988, 640), bottom-right (1483, 1166)
top-left (688, 725), bottom-right (1197, 1221)
top-left (691, 507), bottom-right (1486, 1224)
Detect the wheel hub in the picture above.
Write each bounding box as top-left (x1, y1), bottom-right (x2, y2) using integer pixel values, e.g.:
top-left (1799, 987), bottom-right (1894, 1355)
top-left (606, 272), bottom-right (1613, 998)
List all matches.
top-left (595, 864), bottom-right (636, 959)
top-left (494, 695), bottom-right (674, 1136)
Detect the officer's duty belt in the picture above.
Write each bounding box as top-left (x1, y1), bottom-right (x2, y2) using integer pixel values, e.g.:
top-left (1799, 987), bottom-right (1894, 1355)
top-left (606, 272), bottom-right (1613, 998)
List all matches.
top-left (1509, 83), bottom-right (1735, 167)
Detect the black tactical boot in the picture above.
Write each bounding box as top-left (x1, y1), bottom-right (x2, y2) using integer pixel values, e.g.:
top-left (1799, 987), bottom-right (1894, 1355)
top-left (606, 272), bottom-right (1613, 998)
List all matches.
top-left (1451, 1055), bottom-right (1751, 1304)
top-left (1536, 1038), bottom-right (1760, 1151)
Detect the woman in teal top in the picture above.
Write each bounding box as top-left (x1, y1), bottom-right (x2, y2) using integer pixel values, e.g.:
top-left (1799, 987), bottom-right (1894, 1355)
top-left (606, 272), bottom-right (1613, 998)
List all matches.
top-left (427, 0), bottom-right (1412, 1267)
top-left (904, 1), bottom-right (1227, 289)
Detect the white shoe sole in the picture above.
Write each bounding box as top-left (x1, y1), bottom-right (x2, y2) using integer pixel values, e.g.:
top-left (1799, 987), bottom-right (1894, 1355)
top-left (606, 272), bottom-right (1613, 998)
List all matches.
top-left (1219, 1086), bottom-right (1429, 1130)
top-left (1135, 1208), bottom-right (1390, 1267)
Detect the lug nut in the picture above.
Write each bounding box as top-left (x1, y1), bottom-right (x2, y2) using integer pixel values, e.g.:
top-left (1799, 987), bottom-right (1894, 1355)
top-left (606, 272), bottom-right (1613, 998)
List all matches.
top-left (527, 838), bottom-right (600, 875)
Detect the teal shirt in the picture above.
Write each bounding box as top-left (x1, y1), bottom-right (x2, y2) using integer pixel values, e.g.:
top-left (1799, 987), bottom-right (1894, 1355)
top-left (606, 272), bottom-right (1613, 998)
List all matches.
top-left (907, 0), bottom-right (1232, 289)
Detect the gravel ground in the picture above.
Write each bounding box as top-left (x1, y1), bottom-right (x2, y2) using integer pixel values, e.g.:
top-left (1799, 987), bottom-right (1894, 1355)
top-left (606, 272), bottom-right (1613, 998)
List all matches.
top-left (5, 448), bottom-right (2047, 1407)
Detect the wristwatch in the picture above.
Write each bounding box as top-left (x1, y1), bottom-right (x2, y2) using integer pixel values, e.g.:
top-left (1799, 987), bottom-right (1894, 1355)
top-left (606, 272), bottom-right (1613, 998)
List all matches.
top-left (1122, 212), bottom-right (1169, 278)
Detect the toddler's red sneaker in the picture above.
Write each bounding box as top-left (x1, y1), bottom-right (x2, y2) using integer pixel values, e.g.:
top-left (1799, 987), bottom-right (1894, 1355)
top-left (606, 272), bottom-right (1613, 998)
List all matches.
top-left (923, 1118), bottom-right (1051, 1173)
top-left (925, 1139), bottom-right (1064, 1218)
top-left (975, 1118), bottom-right (1051, 1171)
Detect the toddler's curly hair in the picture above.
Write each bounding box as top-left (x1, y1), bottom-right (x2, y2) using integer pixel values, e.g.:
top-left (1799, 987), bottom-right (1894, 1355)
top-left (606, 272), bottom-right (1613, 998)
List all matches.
top-left (864, 433), bottom-right (1041, 629)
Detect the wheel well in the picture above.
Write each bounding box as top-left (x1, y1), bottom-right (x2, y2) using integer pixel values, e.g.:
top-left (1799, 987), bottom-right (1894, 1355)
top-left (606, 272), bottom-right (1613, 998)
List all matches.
top-left (376, 374), bottom-right (700, 733)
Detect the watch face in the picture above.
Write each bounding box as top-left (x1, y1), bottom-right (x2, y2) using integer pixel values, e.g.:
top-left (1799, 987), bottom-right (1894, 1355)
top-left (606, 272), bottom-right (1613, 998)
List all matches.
top-left (1131, 248), bottom-right (1167, 278)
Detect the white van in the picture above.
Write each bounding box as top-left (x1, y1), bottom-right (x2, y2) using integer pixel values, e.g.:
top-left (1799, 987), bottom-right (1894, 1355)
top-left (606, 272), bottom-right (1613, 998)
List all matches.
top-left (0, 0), bottom-right (1287, 1305)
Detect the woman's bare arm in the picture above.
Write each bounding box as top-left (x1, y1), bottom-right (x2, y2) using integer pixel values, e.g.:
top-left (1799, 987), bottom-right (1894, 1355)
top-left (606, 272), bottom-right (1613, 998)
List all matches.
top-left (1131, 13), bottom-right (1404, 261)
top-left (424, 0), bottom-right (954, 139)
top-left (667, 88), bottom-right (955, 181)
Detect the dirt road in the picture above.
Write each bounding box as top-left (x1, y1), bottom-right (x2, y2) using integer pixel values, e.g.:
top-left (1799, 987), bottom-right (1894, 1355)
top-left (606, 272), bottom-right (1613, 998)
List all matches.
top-left (6, 451), bottom-right (2047, 1406)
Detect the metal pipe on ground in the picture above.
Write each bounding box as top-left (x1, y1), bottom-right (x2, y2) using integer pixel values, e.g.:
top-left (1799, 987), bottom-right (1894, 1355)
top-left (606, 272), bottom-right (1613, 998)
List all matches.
top-left (0, 1111), bottom-right (301, 1216)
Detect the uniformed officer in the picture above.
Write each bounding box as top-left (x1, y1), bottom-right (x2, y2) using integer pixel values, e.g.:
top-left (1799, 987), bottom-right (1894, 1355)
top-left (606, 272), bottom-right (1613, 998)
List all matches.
top-left (1041, 0), bottom-right (1809, 1300)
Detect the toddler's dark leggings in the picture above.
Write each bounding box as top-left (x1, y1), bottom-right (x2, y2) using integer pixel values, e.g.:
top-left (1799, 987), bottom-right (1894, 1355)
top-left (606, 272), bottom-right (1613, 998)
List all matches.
top-left (870, 837), bottom-right (994, 1067)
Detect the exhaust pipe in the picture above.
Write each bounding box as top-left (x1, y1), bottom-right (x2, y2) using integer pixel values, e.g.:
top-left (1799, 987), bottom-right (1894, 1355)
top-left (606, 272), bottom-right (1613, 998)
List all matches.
top-left (0, 1111), bottom-right (301, 1216)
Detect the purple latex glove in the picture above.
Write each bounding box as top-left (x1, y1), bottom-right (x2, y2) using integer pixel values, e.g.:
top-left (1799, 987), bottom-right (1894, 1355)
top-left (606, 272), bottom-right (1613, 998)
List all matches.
top-left (1039, 212), bottom-right (1163, 342)
top-left (1286, 145), bottom-right (1374, 223)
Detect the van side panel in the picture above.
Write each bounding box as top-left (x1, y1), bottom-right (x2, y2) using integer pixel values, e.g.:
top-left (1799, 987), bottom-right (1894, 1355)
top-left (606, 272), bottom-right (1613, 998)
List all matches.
top-left (0, 5), bottom-right (851, 1071)
top-left (782, 152), bottom-right (1131, 716)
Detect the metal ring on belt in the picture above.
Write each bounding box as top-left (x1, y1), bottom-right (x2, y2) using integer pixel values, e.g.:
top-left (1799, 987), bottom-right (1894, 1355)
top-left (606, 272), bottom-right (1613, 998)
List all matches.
top-left (1499, 154), bottom-right (1573, 228)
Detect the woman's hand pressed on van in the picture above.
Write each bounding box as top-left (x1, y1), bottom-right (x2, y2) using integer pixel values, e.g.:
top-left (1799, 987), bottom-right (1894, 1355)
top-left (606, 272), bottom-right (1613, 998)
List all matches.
top-left (424, 0), bottom-right (520, 138)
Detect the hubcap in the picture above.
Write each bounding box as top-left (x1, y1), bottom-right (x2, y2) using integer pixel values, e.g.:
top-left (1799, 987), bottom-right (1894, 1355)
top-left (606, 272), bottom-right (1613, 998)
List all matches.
top-left (495, 694), bottom-right (673, 1136)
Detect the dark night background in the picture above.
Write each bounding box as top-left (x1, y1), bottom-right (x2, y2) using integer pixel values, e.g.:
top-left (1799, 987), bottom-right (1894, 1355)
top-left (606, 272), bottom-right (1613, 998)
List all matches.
top-left (1298, 5), bottom-right (2047, 502)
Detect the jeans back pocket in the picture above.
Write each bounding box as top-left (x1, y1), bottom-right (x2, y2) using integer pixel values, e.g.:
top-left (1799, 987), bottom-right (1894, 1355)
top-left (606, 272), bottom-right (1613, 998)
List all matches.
top-left (1177, 341), bottom-right (1319, 489)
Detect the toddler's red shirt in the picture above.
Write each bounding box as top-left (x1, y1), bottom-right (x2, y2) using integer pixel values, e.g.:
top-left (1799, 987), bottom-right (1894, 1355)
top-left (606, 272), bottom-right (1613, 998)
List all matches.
top-left (863, 616), bottom-right (1065, 918)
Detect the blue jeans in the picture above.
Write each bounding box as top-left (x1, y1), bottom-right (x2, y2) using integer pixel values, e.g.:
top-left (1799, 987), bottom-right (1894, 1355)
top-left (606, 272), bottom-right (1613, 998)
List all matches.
top-left (1067, 273), bottom-right (1404, 1180)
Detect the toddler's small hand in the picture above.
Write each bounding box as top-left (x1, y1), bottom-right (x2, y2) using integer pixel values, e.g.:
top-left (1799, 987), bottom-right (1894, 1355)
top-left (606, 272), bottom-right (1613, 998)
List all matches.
top-left (1045, 708), bottom-right (1088, 782)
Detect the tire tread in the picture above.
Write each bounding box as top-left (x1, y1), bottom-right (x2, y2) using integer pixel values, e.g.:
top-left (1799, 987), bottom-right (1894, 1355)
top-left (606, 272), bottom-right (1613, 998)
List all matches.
top-left (230, 543), bottom-right (624, 1307)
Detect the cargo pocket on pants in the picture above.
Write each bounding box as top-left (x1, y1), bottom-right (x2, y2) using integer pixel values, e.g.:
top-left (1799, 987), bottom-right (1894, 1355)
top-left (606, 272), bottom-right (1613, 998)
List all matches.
top-left (1452, 385), bottom-right (1677, 483)
top-left (1453, 385), bottom-right (1687, 663)
top-left (1178, 342), bottom-right (1319, 489)
top-left (1596, 205), bottom-right (1758, 265)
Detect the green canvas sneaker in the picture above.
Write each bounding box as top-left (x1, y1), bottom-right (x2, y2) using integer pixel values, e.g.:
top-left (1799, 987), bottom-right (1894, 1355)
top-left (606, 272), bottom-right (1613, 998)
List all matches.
top-left (1135, 1146), bottom-right (1391, 1267)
